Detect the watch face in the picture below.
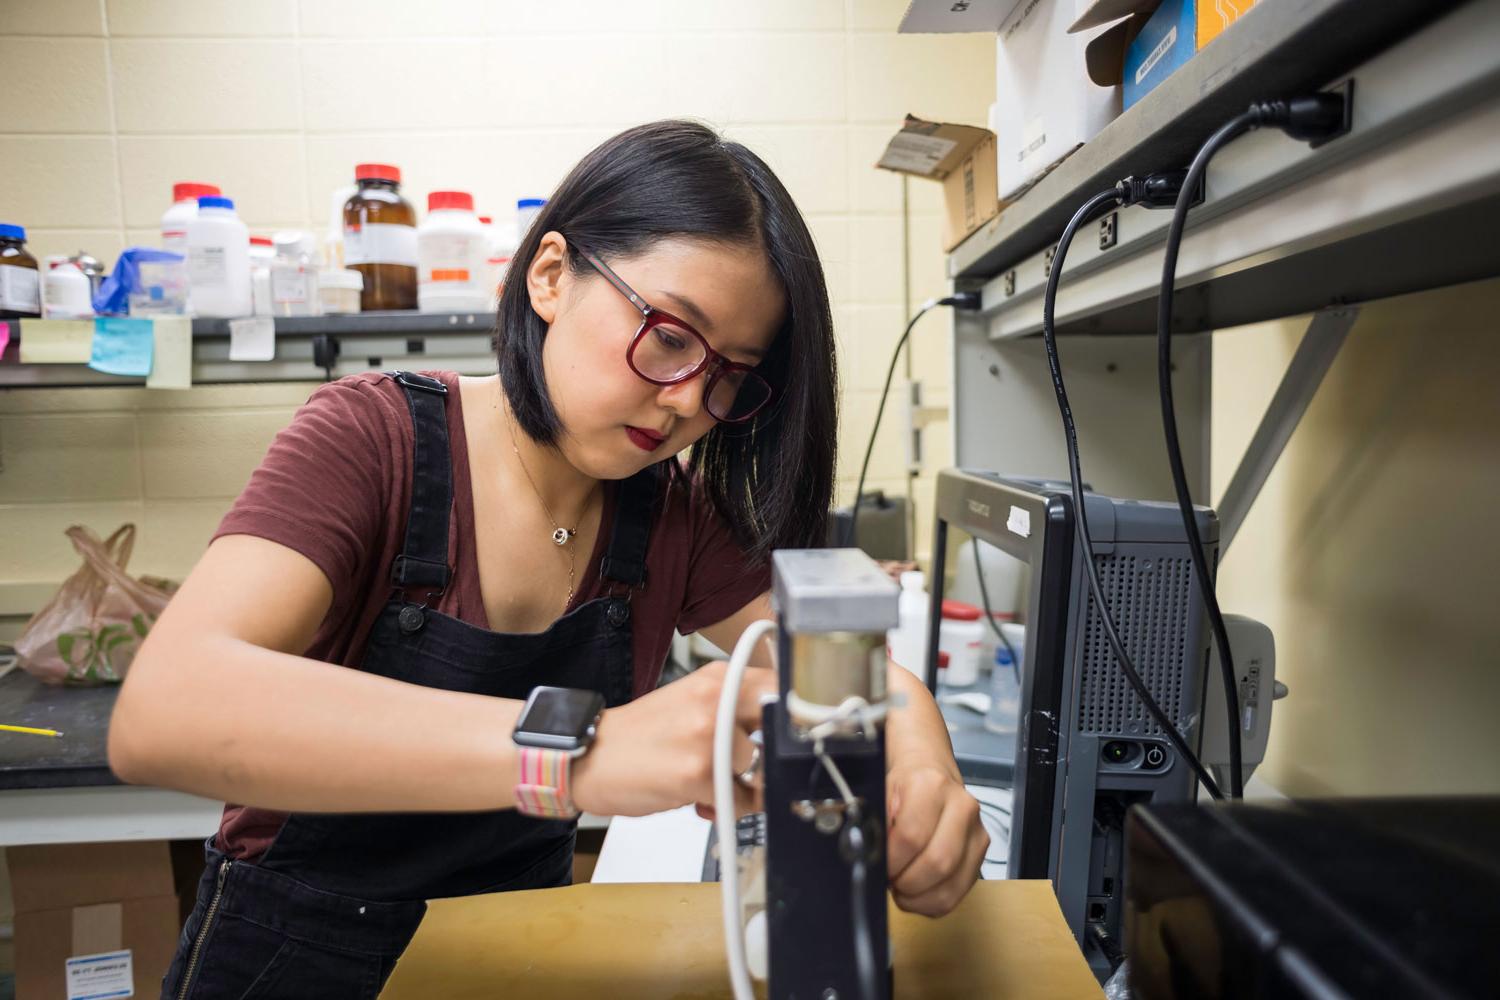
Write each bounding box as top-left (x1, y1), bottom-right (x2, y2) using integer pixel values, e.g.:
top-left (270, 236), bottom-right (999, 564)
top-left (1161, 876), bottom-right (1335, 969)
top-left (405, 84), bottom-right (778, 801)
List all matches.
top-left (516, 687), bottom-right (604, 745)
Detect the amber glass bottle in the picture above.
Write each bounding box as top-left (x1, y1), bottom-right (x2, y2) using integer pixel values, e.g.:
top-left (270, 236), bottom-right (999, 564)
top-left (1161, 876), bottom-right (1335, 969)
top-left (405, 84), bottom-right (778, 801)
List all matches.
top-left (0, 223), bottom-right (41, 319)
top-left (343, 164), bottom-right (417, 311)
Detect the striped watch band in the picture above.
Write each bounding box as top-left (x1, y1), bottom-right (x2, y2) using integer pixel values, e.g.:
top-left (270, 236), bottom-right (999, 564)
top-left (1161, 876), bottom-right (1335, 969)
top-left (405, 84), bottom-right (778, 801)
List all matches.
top-left (515, 746), bottom-right (578, 819)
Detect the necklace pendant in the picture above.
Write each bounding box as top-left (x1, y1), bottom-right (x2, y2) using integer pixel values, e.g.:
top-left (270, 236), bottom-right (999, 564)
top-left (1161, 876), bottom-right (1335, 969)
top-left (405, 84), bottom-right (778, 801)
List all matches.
top-left (552, 527), bottom-right (572, 546)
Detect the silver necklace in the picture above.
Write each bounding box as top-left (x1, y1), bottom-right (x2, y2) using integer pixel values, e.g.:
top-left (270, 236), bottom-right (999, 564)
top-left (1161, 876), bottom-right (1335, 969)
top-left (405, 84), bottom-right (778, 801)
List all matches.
top-left (502, 405), bottom-right (594, 603)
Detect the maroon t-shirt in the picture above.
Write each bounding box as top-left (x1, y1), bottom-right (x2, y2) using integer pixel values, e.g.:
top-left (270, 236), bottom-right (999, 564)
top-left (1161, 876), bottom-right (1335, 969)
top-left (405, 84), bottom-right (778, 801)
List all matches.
top-left (212, 370), bottom-right (770, 860)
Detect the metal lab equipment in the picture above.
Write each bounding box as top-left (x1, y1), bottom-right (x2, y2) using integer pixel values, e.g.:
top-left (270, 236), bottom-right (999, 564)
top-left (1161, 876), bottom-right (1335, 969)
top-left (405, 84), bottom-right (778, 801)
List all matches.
top-left (764, 548), bottom-right (899, 999)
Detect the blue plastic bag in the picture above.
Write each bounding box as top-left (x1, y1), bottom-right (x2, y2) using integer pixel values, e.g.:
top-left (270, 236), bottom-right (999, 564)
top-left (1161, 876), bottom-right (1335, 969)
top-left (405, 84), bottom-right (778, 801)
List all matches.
top-left (93, 247), bottom-right (184, 316)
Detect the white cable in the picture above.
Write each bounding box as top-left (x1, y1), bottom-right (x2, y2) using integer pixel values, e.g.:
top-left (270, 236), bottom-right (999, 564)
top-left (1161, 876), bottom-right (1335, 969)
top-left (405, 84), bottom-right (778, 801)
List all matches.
top-left (716, 617), bottom-right (778, 1000)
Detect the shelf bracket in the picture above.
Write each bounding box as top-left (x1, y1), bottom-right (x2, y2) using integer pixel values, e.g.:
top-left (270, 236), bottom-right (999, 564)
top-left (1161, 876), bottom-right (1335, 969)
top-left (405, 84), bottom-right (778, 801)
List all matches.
top-left (1217, 305), bottom-right (1360, 553)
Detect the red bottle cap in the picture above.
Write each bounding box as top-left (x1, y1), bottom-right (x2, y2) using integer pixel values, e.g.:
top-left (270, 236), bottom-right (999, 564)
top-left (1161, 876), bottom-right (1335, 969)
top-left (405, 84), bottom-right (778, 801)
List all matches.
top-left (355, 163), bottom-right (401, 183)
top-left (940, 599), bottom-right (983, 621)
top-left (427, 190), bottom-right (474, 212)
top-left (249, 236), bottom-right (273, 246)
top-left (173, 182), bottom-right (221, 203)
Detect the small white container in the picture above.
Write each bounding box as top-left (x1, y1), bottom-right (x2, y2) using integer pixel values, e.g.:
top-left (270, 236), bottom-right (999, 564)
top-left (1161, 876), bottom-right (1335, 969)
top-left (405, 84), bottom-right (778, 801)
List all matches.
top-left (161, 182), bottom-right (220, 255)
top-left (185, 195), bottom-right (251, 318)
top-left (886, 570), bottom-right (930, 684)
top-left (478, 214), bottom-right (517, 309)
top-left (41, 257), bottom-right (93, 319)
top-left (937, 599), bottom-right (985, 687)
top-left (418, 190), bottom-right (489, 313)
top-left (249, 236), bottom-right (274, 316)
top-left (516, 197), bottom-right (546, 242)
top-left (319, 268), bottom-right (363, 314)
top-left (269, 230), bottom-right (321, 317)
top-left (984, 623), bottom-right (1027, 735)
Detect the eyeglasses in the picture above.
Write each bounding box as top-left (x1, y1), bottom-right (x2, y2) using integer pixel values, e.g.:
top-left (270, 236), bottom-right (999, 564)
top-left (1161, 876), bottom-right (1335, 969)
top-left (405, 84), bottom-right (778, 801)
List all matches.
top-left (576, 248), bottom-right (774, 424)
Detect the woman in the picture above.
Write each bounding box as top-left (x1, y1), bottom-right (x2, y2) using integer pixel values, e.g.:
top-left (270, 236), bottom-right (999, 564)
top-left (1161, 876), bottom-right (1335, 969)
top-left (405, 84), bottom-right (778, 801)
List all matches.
top-left (111, 120), bottom-right (986, 998)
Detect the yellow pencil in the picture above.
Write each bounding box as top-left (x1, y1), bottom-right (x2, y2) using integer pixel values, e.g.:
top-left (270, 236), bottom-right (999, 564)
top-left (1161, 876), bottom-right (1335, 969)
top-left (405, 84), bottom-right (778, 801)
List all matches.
top-left (0, 723), bottom-right (64, 738)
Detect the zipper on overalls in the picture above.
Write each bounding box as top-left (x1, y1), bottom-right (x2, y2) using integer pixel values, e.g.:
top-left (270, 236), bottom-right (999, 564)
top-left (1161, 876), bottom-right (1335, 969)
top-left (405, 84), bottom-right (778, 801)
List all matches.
top-left (177, 859), bottom-right (230, 999)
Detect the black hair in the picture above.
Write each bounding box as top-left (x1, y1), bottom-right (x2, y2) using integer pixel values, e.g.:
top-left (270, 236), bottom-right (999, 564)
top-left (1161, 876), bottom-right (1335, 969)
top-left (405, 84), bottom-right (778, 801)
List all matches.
top-left (496, 119), bottom-right (836, 560)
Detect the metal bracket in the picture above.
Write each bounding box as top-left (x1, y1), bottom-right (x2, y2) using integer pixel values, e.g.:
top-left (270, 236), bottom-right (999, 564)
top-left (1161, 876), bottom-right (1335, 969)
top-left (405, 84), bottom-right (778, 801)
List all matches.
top-left (1216, 305), bottom-right (1360, 552)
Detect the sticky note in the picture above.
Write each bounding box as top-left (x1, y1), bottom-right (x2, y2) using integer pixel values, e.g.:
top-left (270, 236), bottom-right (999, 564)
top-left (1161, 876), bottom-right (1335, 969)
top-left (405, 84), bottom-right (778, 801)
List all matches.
top-left (89, 317), bottom-right (154, 377)
top-left (0, 320), bottom-right (10, 360)
top-left (228, 316), bottom-right (275, 362)
top-left (18, 319), bottom-right (94, 364)
top-left (146, 316), bottom-right (192, 389)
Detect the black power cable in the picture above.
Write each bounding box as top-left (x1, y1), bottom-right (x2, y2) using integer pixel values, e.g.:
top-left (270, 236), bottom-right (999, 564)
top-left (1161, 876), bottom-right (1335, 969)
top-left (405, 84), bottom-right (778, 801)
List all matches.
top-left (844, 293), bottom-right (980, 548)
top-left (842, 819), bottom-right (879, 1000)
top-left (1156, 93), bottom-right (1350, 800)
top-left (1042, 185), bottom-right (1225, 801)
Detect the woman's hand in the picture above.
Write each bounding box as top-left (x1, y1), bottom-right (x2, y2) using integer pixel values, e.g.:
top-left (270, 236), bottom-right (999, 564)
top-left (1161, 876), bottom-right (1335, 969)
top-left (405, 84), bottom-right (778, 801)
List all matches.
top-left (571, 660), bottom-right (774, 818)
top-left (886, 759), bottom-right (989, 917)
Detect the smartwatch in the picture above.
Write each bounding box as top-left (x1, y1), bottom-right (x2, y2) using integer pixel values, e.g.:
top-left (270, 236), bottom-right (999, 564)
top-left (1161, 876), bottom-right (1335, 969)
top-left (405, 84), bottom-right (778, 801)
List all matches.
top-left (512, 686), bottom-right (606, 819)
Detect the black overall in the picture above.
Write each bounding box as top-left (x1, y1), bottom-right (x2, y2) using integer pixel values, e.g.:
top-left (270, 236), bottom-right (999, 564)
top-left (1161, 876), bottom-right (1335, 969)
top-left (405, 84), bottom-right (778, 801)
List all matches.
top-left (162, 372), bottom-right (657, 999)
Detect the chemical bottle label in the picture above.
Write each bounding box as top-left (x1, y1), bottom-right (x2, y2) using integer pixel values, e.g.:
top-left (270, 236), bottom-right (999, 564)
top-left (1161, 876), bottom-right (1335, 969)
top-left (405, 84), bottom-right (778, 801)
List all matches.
top-left (0, 267), bottom-right (41, 312)
top-left (421, 233), bottom-right (483, 287)
top-left (344, 223), bottom-right (418, 267)
top-left (270, 265), bottom-right (314, 305)
top-left (188, 245), bottom-right (230, 287)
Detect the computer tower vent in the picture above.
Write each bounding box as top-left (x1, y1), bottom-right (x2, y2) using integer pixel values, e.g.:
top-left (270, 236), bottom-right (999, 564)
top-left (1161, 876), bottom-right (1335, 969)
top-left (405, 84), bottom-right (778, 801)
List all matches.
top-left (1078, 554), bottom-right (1193, 736)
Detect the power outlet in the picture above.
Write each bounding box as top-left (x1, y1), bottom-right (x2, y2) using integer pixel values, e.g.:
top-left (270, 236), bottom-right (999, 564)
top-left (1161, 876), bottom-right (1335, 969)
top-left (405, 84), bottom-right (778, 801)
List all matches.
top-left (1099, 212), bottom-right (1118, 250)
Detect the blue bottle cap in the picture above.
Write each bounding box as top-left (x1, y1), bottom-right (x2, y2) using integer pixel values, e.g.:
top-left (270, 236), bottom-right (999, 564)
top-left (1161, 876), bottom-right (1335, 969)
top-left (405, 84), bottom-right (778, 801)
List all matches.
top-left (517, 198), bottom-right (546, 209)
top-left (197, 195), bottom-right (235, 210)
top-left (0, 223), bottom-right (25, 241)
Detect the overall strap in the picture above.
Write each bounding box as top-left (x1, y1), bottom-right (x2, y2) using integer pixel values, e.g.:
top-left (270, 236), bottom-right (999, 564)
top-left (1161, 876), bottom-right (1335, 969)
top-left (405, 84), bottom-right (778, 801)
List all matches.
top-left (599, 463), bottom-right (663, 589)
top-left (386, 371), bottom-right (452, 594)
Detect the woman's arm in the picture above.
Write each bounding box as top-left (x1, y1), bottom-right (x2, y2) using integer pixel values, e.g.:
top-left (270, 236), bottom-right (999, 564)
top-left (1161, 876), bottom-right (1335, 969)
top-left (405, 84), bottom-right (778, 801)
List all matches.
top-left (110, 534), bottom-right (773, 818)
top-left (699, 592), bottom-right (986, 917)
top-left (109, 534), bottom-right (529, 813)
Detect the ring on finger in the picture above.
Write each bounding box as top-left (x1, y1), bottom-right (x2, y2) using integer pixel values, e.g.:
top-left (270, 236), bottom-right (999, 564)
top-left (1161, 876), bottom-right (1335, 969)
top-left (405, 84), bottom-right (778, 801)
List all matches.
top-left (734, 741), bottom-right (763, 789)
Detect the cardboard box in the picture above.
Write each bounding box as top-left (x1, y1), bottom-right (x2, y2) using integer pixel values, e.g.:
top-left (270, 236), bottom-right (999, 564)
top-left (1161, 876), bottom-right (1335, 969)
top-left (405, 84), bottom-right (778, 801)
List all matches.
top-left (1123, 0), bottom-right (1197, 107)
top-left (901, 0), bottom-right (1122, 202)
top-left (993, 0), bottom-right (1122, 200)
top-left (10, 840), bottom-right (182, 999)
top-left (1069, 0), bottom-right (1259, 108)
top-left (875, 116), bottom-right (1003, 252)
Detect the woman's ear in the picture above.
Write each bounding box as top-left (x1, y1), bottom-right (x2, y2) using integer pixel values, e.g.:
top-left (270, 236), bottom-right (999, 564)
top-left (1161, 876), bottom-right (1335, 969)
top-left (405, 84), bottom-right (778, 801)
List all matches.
top-left (526, 231), bottom-right (570, 324)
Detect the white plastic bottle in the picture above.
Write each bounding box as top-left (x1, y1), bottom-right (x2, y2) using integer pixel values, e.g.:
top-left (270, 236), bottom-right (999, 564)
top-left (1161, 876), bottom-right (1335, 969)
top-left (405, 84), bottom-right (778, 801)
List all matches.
top-left (186, 195), bottom-right (251, 318)
top-left (249, 236), bottom-right (274, 316)
top-left (516, 197), bottom-right (546, 242)
top-left (417, 191), bottom-right (489, 313)
top-left (161, 182), bottom-right (220, 255)
top-left (478, 214), bottom-right (517, 309)
top-left (269, 230), bottom-right (321, 317)
top-left (41, 257), bottom-right (94, 319)
top-left (886, 570), bottom-right (931, 684)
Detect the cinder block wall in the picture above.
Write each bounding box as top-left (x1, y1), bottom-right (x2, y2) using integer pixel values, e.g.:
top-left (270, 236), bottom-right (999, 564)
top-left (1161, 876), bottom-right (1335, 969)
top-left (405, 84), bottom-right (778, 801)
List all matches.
top-left (0, 0), bottom-right (998, 626)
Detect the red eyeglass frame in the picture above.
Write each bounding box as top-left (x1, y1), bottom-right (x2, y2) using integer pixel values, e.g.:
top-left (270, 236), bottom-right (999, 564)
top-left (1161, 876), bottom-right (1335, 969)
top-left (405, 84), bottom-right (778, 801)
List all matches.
top-left (577, 248), bottom-right (773, 424)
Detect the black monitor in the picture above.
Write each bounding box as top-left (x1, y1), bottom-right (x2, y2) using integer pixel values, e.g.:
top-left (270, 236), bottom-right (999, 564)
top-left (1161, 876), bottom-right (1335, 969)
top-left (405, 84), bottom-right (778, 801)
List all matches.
top-left (928, 470), bottom-right (1217, 979)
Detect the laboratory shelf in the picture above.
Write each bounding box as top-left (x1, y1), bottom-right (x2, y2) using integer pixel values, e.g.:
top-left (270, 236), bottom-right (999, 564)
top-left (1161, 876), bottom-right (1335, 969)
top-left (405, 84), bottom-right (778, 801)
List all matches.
top-left (952, 0), bottom-right (1500, 339)
top-left (0, 311), bottom-right (499, 387)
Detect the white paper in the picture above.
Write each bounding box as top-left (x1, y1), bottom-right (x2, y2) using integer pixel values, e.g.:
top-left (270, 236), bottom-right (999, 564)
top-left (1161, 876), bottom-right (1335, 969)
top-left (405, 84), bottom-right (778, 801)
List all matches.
top-left (66, 948), bottom-right (133, 1000)
top-left (877, 132), bottom-right (959, 175)
top-left (228, 315), bottom-right (275, 362)
top-left (146, 316), bottom-right (192, 389)
top-left (18, 318), bottom-right (94, 363)
top-left (591, 806), bottom-right (710, 883)
top-left (1007, 504), bottom-right (1031, 538)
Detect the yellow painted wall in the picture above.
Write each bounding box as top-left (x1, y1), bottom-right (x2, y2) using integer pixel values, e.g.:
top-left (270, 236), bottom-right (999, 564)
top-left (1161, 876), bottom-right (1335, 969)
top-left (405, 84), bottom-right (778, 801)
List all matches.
top-left (0, 0), bottom-right (996, 623)
top-left (1211, 278), bottom-right (1500, 796)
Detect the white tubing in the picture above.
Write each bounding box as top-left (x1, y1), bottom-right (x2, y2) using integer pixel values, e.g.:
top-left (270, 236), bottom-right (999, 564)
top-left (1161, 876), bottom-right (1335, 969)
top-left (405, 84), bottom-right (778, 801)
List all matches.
top-left (716, 617), bottom-right (778, 1000)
